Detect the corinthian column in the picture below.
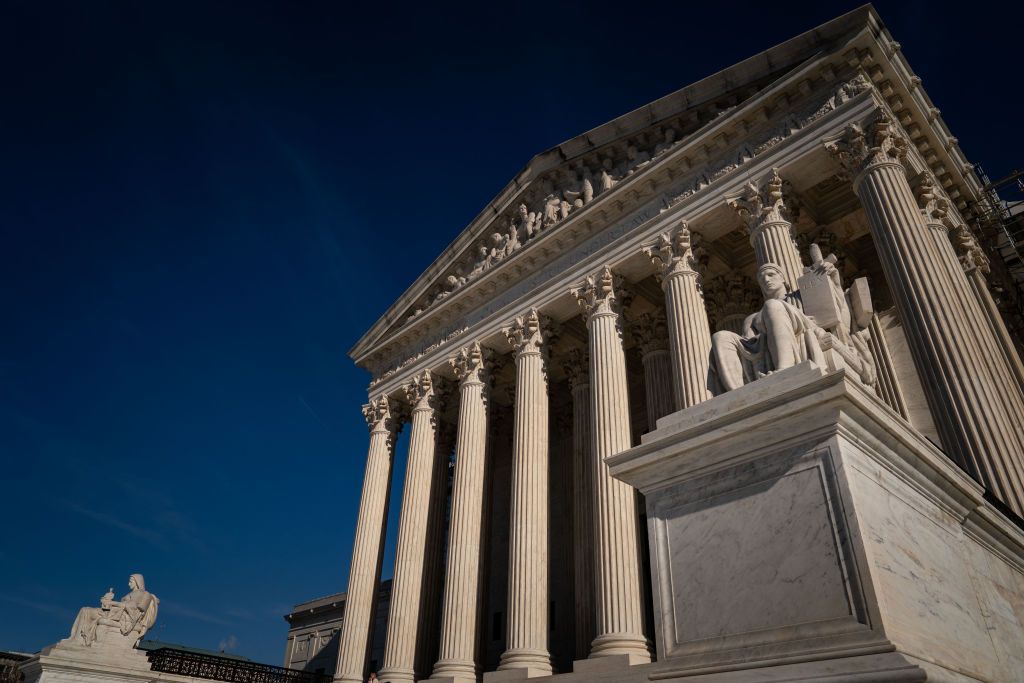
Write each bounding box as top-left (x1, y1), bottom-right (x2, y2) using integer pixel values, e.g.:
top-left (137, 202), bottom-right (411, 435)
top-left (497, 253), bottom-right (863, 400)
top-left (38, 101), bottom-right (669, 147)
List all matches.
top-left (380, 371), bottom-right (442, 683)
top-left (826, 111), bottom-right (1024, 517)
top-left (727, 168), bottom-right (805, 287)
top-left (644, 222), bottom-right (712, 409)
top-left (949, 216), bottom-right (1024, 392)
top-left (565, 348), bottom-right (594, 660)
top-left (571, 267), bottom-right (651, 663)
top-left (631, 310), bottom-right (674, 430)
top-left (432, 343), bottom-right (491, 683)
top-left (497, 309), bottom-right (553, 675)
top-left (336, 396), bottom-right (401, 683)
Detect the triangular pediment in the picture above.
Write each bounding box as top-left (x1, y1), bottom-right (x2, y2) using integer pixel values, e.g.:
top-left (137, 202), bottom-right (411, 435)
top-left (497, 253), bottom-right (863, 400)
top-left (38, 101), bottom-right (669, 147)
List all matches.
top-left (349, 5), bottom-right (878, 367)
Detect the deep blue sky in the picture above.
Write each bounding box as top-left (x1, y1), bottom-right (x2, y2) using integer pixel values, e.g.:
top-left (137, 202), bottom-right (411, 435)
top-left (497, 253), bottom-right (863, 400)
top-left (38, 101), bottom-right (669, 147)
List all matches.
top-left (2, 0), bottom-right (1021, 662)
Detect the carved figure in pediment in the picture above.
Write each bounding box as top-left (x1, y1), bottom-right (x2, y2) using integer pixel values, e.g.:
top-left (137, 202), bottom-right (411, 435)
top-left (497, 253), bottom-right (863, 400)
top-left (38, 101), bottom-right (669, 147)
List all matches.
top-left (563, 166), bottom-right (594, 208)
top-left (653, 127), bottom-right (678, 156)
top-left (599, 157), bottom-right (618, 193)
top-left (541, 185), bottom-right (571, 229)
top-left (626, 144), bottom-right (650, 174)
top-left (517, 203), bottom-right (540, 240)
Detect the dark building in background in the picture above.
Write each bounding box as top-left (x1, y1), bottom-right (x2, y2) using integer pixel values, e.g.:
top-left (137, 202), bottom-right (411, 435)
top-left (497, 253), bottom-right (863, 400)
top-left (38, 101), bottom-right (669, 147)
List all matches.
top-left (283, 580), bottom-right (391, 676)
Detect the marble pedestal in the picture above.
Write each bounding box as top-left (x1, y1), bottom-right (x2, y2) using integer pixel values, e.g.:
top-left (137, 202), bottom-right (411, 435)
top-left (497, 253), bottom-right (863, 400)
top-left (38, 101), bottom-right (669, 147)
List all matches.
top-left (20, 637), bottom-right (195, 683)
top-left (607, 362), bottom-right (1024, 682)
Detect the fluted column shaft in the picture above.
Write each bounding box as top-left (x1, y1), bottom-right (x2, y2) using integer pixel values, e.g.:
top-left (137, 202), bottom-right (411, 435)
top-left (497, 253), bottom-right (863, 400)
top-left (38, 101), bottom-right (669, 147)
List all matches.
top-left (433, 344), bottom-right (491, 682)
top-left (829, 116), bottom-right (1024, 516)
top-left (641, 350), bottom-right (673, 431)
top-left (663, 271), bottom-right (712, 409)
top-left (567, 350), bottom-right (594, 660)
top-left (645, 223), bottom-right (713, 410)
top-left (498, 310), bottom-right (553, 673)
top-left (572, 267), bottom-right (651, 662)
top-left (380, 372), bottom-right (441, 683)
top-left (750, 220), bottom-right (804, 287)
top-left (963, 258), bottom-right (1024, 393)
top-left (336, 397), bottom-right (400, 683)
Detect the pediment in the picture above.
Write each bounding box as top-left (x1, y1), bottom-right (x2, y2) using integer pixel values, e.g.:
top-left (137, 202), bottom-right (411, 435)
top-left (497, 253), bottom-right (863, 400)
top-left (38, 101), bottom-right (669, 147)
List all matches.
top-left (349, 6), bottom-right (878, 369)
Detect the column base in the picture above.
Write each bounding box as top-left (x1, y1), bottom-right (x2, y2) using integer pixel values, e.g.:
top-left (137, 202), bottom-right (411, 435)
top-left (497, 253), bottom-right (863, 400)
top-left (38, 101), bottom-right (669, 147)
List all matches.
top-left (376, 666), bottom-right (415, 683)
top-left (588, 633), bottom-right (651, 662)
top-left (427, 659), bottom-right (478, 683)
top-left (492, 648), bottom-right (552, 678)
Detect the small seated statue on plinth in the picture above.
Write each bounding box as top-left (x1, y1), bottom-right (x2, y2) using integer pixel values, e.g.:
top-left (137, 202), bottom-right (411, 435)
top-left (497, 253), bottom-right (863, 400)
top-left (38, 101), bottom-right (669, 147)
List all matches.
top-left (708, 244), bottom-right (876, 395)
top-left (67, 573), bottom-right (159, 647)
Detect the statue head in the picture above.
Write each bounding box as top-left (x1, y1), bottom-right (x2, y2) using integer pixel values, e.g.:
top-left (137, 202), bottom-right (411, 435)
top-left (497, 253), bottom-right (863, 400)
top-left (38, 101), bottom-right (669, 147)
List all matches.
top-left (756, 264), bottom-right (789, 300)
top-left (129, 574), bottom-right (145, 591)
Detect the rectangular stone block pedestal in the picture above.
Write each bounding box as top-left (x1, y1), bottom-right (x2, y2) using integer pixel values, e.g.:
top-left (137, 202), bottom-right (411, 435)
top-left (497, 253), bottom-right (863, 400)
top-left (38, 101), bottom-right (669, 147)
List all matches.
top-left (608, 362), bottom-right (1024, 682)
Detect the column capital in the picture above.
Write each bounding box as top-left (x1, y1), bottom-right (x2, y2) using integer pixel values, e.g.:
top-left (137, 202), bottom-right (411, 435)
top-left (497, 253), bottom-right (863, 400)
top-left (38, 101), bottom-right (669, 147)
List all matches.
top-left (631, 310), bottom-right (669, 356)
top-left (571, 265), bottom-right (629, 320)
top-left (950, 223), bottom-right (991, 275)
top-left (643, 221), bottom-right (705, 281)
top-left (449, 341), bottom-right (492, 388)
top-left (403, 370), bottom-right (443, 413)
top-left (913, 171), bottom-right (950, 228)
top-left (565, 347), bottom-right (590, 391)
top-left (727, 167), bottom-right (792, 234)
top-left (362, 395), bottom-right (401, 434)
top-left (502, 308), bottom-right (551, 357)
top-left (823, 110), bottom-right (908, 180)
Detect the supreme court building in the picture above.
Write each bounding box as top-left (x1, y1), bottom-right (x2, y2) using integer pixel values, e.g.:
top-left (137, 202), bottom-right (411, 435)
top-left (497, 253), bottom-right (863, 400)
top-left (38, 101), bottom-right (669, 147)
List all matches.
top-left (334, 6), bottom-right (1024, 682)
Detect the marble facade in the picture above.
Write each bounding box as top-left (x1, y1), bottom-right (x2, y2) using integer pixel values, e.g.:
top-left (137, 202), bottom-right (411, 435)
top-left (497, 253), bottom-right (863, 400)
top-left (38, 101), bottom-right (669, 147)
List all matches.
top-left (338, 6), bottom-right (1024, 682)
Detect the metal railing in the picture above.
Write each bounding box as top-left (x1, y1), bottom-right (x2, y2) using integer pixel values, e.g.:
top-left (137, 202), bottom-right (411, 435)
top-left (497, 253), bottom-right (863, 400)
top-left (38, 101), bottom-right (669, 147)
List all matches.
top-left (146, 648), bottom-right (332, 683)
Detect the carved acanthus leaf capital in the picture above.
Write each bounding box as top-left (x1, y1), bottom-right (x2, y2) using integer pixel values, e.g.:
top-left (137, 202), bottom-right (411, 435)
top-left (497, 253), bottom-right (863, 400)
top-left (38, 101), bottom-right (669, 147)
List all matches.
top-left (643, 221), bottom-right (705, 281)
top-left (450, 341), bottom-right (491, 387)
top-left (571, 265), bottom-right (628, 319)
top-left (913, 172), bottom-right (950, 225)
top-left (824, 110), bottom-right (908, 179)
top-left (950, 224), bottom-right (990, 275)
top-left (728, 168), bottom-right (791, 234)
top-left (565, 347), bottom-right (590, 391)
top-left (631, 310), bottom-right (669, 356)
top-left (362, 395), bottom-right (401, 434)
top-left (403, 370), bottom-right (442, 412)
top-left (702, 273), bottom-right (760, 331)
top-left (502, 308), bottom-right (548, 356)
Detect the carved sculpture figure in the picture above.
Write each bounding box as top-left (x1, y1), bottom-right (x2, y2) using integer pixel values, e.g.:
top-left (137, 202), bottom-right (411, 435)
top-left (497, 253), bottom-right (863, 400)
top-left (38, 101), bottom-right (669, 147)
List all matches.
top-left (68, 574), bottom-right (158, 647)
top-left (708, 246), bottom-right (875, 394)
top-left (599, 157), bottom-right (617, 193)
top-left (653, 127), bottom-right (677, 156)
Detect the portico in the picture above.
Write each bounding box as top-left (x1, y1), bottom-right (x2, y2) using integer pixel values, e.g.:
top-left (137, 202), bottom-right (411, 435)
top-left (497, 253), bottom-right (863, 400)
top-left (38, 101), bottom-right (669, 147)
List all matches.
top-left (335, 7), bottom-right (1024, 683)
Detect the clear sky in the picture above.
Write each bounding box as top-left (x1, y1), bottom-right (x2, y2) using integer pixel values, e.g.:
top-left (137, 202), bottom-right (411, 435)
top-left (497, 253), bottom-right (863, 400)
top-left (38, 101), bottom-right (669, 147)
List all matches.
top-left (2, 0), bottom-right (1021, 662)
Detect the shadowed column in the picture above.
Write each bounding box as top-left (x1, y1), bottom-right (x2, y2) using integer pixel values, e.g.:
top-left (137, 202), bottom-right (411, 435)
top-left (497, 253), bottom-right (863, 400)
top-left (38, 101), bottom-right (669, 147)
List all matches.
top-left (565, 348), bottom-right (594, 660)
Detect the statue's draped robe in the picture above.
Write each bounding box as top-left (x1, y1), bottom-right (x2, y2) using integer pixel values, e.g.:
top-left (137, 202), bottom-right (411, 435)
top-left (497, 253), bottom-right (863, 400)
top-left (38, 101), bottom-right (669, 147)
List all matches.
top-left (708, 291), bottom-right (824, 394)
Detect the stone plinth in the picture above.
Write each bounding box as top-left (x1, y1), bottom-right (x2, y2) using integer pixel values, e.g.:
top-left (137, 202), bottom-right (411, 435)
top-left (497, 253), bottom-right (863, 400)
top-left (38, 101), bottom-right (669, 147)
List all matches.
top-left (607, 362), bottom-right (1024, 682)
top-left (21, 640), bottom-right (170, 683)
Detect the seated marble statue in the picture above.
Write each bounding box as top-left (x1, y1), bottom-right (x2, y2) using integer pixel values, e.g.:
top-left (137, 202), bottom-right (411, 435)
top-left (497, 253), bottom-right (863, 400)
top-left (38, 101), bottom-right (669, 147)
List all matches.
top-left (709, 249), bottom-right (875, 395)
top-left (68, 573), bottom-right (158, 647)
